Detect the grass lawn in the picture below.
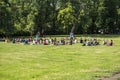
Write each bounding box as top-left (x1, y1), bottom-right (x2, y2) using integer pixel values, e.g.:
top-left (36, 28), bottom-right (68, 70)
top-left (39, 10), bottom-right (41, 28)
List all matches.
top-left (0, 35), bottom-right (120, 80)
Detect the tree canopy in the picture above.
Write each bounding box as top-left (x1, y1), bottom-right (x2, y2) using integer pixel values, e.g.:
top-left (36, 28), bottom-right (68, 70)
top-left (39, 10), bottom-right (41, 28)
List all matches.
top-left (0, 0), bottom-right (120, 36)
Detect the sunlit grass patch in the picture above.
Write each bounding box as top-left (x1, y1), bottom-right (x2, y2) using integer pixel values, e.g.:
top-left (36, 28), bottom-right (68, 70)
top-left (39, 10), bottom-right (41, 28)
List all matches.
top-left (0, 35), bottom-right (120, 80)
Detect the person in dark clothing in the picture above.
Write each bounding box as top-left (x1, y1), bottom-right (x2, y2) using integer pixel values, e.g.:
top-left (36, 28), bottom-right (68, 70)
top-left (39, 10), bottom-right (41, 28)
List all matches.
top-left (80, 38), bottom-right (83, 43)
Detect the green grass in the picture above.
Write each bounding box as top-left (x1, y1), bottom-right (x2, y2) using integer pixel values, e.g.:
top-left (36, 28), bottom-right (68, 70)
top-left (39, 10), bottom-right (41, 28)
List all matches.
top-left (118, 78), bottom-right (120, 80)
top-left (0, 35), bottom-right (120, 80)
top-left (117, 78), bottom-right (120, 80)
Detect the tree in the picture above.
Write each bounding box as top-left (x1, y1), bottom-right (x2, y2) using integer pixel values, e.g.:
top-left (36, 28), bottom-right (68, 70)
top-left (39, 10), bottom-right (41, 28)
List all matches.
top-left (3, 0), bottom-right (37, 36)
top-left (57, 2), bottom-right (76, 34)
top-left (99, 0), bottom-right (118, 33)
top-left (0, 0), bottom-right (119, 36)
top-left (0, 0), bottom-right (15, 36)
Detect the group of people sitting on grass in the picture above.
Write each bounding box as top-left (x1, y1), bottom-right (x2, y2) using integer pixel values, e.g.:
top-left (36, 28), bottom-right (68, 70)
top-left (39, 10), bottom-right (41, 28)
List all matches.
top-left (80, 38), bottom-right (100, 46)
top-left (11, 37), bottom-right (113, 46)
top-left (102, 39), bottom-right (113, 46)
top-left (1, 32), bottom-right (113, 46)
top-left (12, 37), bottom-right (77, 45)
top-left (79, 38), bottom-right (113, 46)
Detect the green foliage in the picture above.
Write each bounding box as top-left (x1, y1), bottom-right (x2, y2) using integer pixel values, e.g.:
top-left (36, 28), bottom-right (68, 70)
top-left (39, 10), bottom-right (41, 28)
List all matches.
top-left (0, 0), bottom-right (120, 35)
top-left (0, 0), bottom-right (15, 35)
top-left (57, 2), bottom-right (76, 34)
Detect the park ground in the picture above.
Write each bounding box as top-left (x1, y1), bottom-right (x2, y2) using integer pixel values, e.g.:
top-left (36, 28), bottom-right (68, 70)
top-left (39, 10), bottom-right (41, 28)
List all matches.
top-left (0, 35), bottom-right (120, 80)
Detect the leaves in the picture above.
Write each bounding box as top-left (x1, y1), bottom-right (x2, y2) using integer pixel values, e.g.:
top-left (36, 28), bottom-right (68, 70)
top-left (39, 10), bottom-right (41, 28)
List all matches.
top-left (0, 0), bottom-right (119, 35)
top-left (57, 2), bottom-right (76, 33)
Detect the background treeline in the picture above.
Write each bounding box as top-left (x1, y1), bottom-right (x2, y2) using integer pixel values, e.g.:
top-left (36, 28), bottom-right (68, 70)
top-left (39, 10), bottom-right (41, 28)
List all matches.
top-left (0, 0), bottom-right (120, 36)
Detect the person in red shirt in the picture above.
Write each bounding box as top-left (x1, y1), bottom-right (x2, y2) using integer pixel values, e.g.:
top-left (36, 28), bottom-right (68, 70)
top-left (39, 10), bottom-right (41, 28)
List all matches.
top-left (109, 40), bottom-right (113, 46)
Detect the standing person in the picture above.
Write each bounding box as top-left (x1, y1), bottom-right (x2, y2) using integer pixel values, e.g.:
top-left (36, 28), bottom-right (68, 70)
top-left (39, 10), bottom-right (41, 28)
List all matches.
top-left (70, 32), bottom-right (74, 39)
top-left (36, 32), bottom-right (40, 42)
top-left (70, 32), bottom-right (74, 45)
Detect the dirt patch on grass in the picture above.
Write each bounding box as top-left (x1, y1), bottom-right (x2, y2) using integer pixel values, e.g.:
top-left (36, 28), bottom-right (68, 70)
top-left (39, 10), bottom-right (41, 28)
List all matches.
top-left (100, 72), bottom-right (120, 80)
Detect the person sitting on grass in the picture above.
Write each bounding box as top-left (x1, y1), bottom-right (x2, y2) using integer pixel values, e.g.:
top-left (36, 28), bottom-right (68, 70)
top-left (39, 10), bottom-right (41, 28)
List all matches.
top-left (103, 39), bottom-right (110, 46)
top-left (82, 38), bottom-right (87, 46)
top-left (5, 37), bottom-right (10, 43)
top-left (86, 41), bottom-right (91, 46)
top-left (32, 39), bottom-right (36, 45)
top-left (82, 41), bottom-right (86, 46)
top-left (70, 38), bottom-right (73, 45)
top-left (73, 37), bottom-right (77, 44)
top-left (51, 38), bottom-right (54, 44)
top-left (37, 39), bottom-right (40, 45)
top-left (103, 40), bottom-right (107, 45)
top-left (109, 40), bottom-right (113, 46)
top-left (46, 39), bottom-right (49, 45)
top-left (60, 38), bottom-right (65, 45)
top-left (24, 39), bottom-right (28, 45)
top-left (40, 38), bottom-right (43, 44)
top-left (53, 38), bottom-right (57, 45)
top-left (94, 39), bottom-right (99, 46)
top-left (62, 38), bottom-right (65, 45)
top-left (84, 38), bottom-right (87, 43)
top-left (80, 37), bottom-right (83, 43)
top-left (43, 39), bottom-right (47, 45)
top-left (66, 37), bottom-right (69, 44)
top-left (12, 38), bottom-right (15, 44)
top-left (59, 38), bottom-right (63, 45)
top-left (49, 37), bottom-right (52, 44)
